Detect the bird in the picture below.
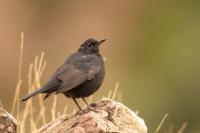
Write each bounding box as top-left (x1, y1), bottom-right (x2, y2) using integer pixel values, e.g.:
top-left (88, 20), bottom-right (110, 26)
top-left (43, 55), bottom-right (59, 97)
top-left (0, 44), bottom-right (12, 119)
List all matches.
top-left (21, 38), bottom-right (106, 111)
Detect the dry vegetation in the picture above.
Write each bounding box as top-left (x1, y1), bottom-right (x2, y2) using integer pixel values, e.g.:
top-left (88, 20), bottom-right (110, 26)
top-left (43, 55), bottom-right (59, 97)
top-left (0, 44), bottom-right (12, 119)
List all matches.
top-left (0, 32), bottom-right (186, 133)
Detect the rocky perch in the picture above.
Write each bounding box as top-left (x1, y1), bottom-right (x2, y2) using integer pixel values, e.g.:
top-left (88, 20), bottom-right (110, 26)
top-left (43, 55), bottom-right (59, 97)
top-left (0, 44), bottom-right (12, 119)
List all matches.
top-left (0, 107), bottom-right (17, 133)
top-left (39, 98), bottom-right (147, 133)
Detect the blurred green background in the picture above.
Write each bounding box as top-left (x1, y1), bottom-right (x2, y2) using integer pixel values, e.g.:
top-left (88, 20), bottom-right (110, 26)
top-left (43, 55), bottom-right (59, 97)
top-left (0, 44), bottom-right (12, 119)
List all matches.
top-left (0, 0), bottom-right (200, 132)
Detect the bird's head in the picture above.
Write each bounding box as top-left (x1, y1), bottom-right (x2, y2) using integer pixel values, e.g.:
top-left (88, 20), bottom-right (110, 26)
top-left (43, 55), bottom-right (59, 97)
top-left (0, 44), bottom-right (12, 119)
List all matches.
top-left (78, 38), bottom-right (106, 55)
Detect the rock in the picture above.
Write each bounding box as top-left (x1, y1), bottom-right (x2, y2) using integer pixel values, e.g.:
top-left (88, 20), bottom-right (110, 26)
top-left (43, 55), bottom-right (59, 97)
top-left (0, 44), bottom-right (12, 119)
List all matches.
top-left (0, 107), bottom-right (17, 133)
top-left (39, 98), bottom-right (147, 133)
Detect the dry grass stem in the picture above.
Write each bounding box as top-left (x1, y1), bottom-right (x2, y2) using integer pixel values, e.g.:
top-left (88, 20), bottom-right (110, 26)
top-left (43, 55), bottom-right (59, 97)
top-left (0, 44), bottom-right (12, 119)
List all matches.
top-left (19, 121), bottom-right (25, 133)
top-left (18, 32), bottom-right (24, 81)
top-left (30, 119), bottom-right (38, 133)
top-left (112, 82), bottom-right (119, 100)
top-left (11, 32), bottom-right (24, 115)
top-left (57, 112), bottom-right (61, 118)
top-left (35, 108), bottom-right (46, 124)
top-left (88, 96), bottom-right (93, 104)
top-left (63, 106), bottom-right (68, 115)
top-left (155, 113), bottom-right (169, 133)
top-left (0, 100), bottom-right (3, 108)
top-left (51, 95), bottom-right (58, 121)
top-left (107, 90), bottom-right (112, 99)
top-left (177, 122), bottom-right (187, 133)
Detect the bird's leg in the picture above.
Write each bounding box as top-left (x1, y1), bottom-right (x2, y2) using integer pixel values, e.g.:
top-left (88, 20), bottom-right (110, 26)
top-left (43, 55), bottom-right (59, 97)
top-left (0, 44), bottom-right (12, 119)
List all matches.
top-left (81, 97), bottom-right (97, 112)
top-left (81, 97), bottom-right (90, 108)
top-left (72, 97), bottom-right (82, 111)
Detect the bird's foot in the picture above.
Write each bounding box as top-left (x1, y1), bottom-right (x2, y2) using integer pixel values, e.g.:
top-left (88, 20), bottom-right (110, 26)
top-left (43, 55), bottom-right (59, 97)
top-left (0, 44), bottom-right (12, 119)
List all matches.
top-left (75, 109), bottom-right (85, 115)
top-left (75, 107), bottom-right (99, 115)
top-left (86, 104), bottom-right (100, 113)
top-left (75, 103), bottom-right (100, 115)
top-left (75, 108), bottom-right (91, 115)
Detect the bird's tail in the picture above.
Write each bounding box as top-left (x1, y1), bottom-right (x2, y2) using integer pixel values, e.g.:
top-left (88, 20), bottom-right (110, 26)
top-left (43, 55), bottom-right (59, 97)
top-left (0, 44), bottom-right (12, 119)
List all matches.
top-left (21, 88), bottom-right (45, 101)
top-left (21, 78), bottom-right (61, 101)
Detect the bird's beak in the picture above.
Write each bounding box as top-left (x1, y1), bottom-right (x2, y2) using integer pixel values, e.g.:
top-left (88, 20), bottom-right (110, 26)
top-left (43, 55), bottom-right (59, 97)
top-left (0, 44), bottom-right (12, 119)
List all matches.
top-left (98, 39), bottom-right (106, 45)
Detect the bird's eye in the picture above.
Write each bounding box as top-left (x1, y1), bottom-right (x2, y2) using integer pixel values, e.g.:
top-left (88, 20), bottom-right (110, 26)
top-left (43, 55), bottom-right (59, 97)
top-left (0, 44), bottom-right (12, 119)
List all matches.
top-left (87, 44), bottom-right (93, 48)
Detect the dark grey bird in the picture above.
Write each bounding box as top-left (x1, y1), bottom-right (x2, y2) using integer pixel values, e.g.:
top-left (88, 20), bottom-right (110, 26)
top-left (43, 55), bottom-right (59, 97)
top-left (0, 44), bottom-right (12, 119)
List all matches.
top-left (21, 38), bottom-right (106, 110)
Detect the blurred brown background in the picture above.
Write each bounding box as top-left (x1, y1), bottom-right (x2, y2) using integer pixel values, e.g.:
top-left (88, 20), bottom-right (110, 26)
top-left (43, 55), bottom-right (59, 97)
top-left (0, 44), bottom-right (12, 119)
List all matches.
top-left (0, 0), bottom-right (200, 132)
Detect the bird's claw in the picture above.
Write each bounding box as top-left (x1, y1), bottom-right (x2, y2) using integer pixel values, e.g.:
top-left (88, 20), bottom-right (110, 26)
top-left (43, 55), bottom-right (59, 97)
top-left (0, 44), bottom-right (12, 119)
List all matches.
top-left (87, 105), bottom-right (100, 113)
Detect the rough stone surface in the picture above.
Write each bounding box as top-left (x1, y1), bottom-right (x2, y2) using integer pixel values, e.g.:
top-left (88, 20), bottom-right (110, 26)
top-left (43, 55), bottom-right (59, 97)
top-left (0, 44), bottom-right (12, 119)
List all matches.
top-left (0, 107), bottom-right (17, 133)
top-left (39, 98), bottom-right (147, 133)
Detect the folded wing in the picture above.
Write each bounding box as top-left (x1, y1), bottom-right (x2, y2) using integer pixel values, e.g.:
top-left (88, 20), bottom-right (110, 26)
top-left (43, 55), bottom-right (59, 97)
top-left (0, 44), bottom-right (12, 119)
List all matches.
top-left (54, 62), bottom-right (101, 94)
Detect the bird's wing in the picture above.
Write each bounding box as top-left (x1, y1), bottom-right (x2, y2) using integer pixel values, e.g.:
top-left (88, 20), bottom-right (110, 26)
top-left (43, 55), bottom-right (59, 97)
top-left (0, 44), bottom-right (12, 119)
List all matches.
top-left (87, 65), bottom-right (101, 80)
top-left (54, 62), bottom-right (101, 94)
